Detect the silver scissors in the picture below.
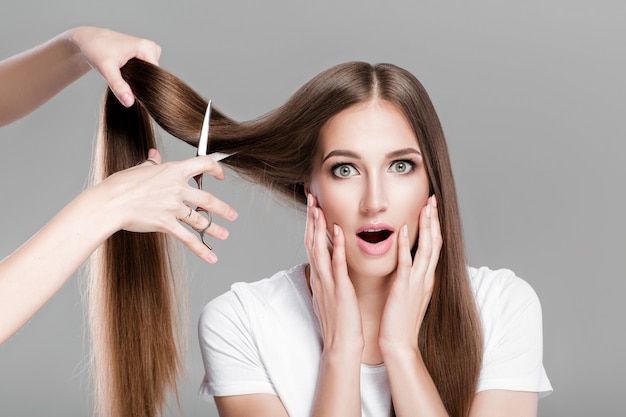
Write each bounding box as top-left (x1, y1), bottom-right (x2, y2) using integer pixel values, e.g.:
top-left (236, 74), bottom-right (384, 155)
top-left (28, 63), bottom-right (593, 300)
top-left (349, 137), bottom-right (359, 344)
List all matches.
top-left (192, 100), bottom-right (233, 250)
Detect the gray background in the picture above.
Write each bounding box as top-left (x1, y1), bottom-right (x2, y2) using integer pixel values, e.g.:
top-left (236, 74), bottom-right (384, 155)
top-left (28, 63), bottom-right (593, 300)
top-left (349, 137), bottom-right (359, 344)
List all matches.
top-left (1, 0), bottom-right (624, 416)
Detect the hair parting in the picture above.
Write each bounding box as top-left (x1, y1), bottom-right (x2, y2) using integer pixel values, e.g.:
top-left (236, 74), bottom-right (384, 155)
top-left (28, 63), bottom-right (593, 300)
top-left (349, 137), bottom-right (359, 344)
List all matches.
top-left (89, 58), bottom-right (482, 417)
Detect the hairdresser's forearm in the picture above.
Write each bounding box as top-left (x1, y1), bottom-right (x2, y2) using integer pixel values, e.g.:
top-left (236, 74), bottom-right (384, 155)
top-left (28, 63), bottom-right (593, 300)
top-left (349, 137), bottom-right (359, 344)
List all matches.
top-left (0, 28), bottom-right (90, 126)
top-left (382, 346), bottom-right (449, 417)
top-left (0, 186), bottom-right (121, 344)
top-left (311, 347), bottom-right (362, 417)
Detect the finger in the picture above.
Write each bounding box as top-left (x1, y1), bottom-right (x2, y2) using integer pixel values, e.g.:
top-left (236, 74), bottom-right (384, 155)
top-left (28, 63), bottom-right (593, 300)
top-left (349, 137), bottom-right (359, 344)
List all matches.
top-left (304, 193), bottom-right (315, 252)
top-left (182, 155), bottom-right (226, 181)
top-left (167, 222), bottom-right (218, 264)
top-left (136, 148), bottom-right (163, 166)
top-left (331, 224), bottom-right (351, 290)
top-left (192, 209), bottom-right (230, 241)
top-left (396, 224), bottom-right (413, 283)
top-left (412, 202), bottom-right (433, 278)
top-left (426, 196), bottom-right (443, 279)
top-left (147, 148), bottom-right (162, 164)
top-left (304, 195), bottom-right (322, 298)
top-left (186, 187), bottom-right (238, 222)
top-left (311, 203), bottom-right (333, 286)
top-left (101, 64), bottom-right (135, 107)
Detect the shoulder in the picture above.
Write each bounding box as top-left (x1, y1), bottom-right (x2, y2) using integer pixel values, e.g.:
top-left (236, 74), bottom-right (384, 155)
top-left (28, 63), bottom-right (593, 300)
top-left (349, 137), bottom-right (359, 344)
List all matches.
top-left (469, 266), bottom-right (553, 396)
top-left (199, 264), bottom-right (310, 332)
top-left (468, 266), bottom-right (541, 316)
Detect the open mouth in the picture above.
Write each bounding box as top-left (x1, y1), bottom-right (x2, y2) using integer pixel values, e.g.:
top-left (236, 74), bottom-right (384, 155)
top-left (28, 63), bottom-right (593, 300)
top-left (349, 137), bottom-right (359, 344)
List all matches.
top-left (357, 229), bottom-right (393, 244)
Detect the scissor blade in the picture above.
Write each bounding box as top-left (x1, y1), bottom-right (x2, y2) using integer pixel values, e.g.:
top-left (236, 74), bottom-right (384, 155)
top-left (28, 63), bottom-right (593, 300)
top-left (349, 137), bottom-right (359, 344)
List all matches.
top-left (197, 100), bottom-right (212, 156)
top-left (209, 152), bottom-right (235, 162)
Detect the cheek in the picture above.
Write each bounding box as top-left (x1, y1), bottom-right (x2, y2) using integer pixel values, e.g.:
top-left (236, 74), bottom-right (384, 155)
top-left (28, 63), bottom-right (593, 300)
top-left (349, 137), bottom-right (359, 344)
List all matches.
top-left (402, 187), bottom-right (430, 247)
top-left (309, 178), bottom-right (346, 226)
top-left (315, 190), bottom-right (348, 227)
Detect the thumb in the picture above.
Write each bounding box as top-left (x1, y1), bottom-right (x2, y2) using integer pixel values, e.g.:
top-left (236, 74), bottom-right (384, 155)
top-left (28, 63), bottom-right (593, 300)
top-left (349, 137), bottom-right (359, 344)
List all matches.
top-left (101, 64), bottom-right (135, 107)
top-left (147, 148), bottom-right (162, 164)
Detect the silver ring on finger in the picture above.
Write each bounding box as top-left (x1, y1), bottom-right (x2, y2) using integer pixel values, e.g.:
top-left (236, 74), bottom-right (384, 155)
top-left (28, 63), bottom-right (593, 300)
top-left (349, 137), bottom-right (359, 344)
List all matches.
top-left (194, 209), bottom-right (212, 234)
top-left (180, 205), bottom-right (193, 222)
top-left (194, 209), bottom-right (213, 250)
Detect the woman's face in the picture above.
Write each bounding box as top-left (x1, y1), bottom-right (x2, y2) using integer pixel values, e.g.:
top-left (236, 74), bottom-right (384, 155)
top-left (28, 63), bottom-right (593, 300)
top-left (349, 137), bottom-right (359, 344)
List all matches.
top-left (308, 99), bottom-right (430, 280)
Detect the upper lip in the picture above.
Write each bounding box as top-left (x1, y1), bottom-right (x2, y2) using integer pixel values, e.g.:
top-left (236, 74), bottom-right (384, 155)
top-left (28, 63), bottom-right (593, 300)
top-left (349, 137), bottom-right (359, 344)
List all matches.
top-left (356, 223), bottom-right (395, 234)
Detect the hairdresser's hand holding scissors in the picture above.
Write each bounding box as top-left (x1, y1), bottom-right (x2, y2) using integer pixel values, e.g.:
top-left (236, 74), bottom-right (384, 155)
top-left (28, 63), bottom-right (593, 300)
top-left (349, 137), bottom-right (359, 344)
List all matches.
top-left (99, 145), bottom-right (238, 264)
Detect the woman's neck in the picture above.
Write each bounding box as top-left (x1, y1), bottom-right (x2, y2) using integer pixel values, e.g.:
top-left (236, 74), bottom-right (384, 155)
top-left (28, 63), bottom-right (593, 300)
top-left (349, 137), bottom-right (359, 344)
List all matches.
top-left (349, 268), bottom-right (394, 366)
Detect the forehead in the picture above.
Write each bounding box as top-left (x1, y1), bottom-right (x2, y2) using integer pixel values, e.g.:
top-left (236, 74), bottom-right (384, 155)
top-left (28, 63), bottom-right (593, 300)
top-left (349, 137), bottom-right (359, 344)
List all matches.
top-left (318, 100), bottom-right (419, 155)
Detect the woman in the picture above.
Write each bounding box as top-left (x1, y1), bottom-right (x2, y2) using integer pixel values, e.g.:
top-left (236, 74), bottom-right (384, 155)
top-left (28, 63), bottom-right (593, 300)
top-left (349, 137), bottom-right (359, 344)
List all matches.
top-left (97, 60), bottom-right (551, 417)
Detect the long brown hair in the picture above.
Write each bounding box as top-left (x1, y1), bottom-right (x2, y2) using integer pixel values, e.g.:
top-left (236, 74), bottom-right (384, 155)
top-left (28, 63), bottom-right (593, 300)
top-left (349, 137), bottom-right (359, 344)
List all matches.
top-left (90, 58), bottom-right (482, 417)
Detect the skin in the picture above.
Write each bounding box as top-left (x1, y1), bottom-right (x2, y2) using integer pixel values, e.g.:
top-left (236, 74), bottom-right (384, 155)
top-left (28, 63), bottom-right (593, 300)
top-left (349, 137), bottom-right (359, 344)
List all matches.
top-left (0, 26), bottom-right (161, 126)
top-left (215, 99), bottom-right (538, 416)
top-left (0, 27), bottom-right (237, 345)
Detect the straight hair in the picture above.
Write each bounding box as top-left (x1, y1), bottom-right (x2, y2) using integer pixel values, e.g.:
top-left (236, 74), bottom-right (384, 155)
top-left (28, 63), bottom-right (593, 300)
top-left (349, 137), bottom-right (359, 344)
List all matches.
top-left (89, 58), bottom-right (483, 417)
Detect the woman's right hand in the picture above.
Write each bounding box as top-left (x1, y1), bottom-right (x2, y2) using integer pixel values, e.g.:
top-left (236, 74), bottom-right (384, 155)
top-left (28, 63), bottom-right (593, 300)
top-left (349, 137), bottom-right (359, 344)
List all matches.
top-left (304, 194), bottom-right (364, 354)
top-left (93, 148), bottom-right (238, 263)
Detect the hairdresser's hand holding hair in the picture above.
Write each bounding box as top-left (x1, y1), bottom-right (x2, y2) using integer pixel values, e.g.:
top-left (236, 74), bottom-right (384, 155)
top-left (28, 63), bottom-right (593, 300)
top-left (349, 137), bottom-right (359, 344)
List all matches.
top-left (0, 26), bottom-right (160, 125)
top-left (69, 26), bottom-right (161, 107)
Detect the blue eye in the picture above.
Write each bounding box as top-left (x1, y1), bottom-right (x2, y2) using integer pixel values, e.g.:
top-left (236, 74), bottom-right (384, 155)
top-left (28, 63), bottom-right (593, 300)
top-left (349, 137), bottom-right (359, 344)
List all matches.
top-left (332, 164), bottom-right (358, 178)
top-left (389, 160), bottom-right (414, 174)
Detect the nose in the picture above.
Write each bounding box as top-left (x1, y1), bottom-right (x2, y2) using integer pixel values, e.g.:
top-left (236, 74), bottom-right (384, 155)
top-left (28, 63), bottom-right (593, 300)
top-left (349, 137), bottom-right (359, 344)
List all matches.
top-left (359, 175), bottom-right (389, 214)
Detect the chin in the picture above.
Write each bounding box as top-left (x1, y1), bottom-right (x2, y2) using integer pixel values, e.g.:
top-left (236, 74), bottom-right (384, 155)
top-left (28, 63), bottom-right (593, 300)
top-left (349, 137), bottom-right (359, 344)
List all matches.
top-left (348, 254), bottom-right (398, 280)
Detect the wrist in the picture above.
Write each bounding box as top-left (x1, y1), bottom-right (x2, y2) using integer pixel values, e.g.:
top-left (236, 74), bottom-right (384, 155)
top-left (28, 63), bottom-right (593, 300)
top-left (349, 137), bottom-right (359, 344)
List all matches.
top-left (77, 181), bottom-right (126, 237)
top-left (63, 27), bottom-right (93, 72)
top-left (320, 345), bottom-right (363, 369)
top-left (379, 340), bottom-right (420, 362)
top-left (322, 335), bottom-right (365, 358)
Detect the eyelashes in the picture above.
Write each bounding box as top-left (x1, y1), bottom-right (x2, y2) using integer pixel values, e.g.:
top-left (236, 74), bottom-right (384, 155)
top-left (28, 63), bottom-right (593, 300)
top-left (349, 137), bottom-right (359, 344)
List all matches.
top-left (331, 163), bottom-right (358, 178)
top-left (330, 159), bottom-right (418, 178)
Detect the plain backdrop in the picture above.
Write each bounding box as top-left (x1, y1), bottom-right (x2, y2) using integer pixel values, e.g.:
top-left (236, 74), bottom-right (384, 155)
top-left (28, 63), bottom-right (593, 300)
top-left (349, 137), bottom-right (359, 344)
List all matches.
top-left (1, 1), bottom-right (624, 416)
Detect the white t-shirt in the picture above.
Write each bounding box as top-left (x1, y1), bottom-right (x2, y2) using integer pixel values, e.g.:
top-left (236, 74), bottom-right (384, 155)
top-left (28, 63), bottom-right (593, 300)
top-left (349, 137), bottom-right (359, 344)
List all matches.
top-left (198, 264), bottom-right (552, 416)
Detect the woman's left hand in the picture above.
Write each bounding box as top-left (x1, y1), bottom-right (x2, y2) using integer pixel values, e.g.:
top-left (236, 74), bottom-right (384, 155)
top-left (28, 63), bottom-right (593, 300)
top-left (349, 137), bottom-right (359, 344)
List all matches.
top-left (379, 195), bottom-right (442, 354)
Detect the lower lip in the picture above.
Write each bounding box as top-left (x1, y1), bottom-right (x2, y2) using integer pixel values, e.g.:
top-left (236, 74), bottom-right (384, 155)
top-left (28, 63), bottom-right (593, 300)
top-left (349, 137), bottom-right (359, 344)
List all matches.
top-left (356, 233), bottom-right (394, 256)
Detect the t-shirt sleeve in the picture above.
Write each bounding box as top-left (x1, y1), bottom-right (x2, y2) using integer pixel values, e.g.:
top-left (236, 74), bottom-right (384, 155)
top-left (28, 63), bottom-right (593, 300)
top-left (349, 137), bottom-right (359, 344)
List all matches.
top-left (475, 269), bottom-right (553, 398)
top-left (197, 287), bottom-right (276, 401)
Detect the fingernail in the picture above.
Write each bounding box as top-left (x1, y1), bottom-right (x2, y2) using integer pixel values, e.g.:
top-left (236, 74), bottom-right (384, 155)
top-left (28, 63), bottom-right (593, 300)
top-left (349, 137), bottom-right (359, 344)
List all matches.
top-left (148, 148), bottom-right (156, 158)
top-left (229, 208), bottom-right (238, 220)
top-left (207, 251), bottom-right (218, 263)
top-left (121, 93), bottom-right (134, 107)
top-left (313, 207), bottom-right (319, 220)
top-left (220, 228), bottom-right (230, 239)
top-left (334, 224), bottom-right (339, 236)
top-left (426, 203), bottom-right (432, 218)
top-left (307, 193), bottom-right (313, 207)
top-left (432, 195), bottom-right (438, 208)
top-left (402, 225), bottom-right (408, 237)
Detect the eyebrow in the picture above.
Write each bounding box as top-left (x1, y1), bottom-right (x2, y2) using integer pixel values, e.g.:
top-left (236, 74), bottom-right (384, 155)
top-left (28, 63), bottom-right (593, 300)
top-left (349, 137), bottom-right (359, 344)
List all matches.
top-left (321, 148), bottom-right (422, 163)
